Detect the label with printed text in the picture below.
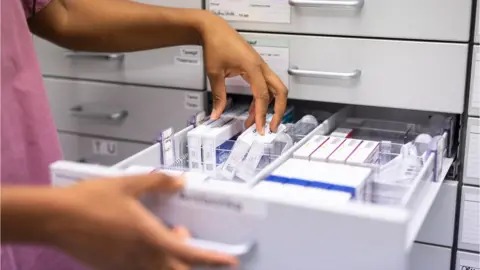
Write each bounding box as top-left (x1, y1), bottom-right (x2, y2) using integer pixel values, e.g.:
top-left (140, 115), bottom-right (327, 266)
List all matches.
top-left (209, 0), bottom-right (291, 23)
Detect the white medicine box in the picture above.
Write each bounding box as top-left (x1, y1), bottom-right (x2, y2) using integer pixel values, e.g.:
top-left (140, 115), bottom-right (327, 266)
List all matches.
top-left (49, 106), bottom-right (455, 270)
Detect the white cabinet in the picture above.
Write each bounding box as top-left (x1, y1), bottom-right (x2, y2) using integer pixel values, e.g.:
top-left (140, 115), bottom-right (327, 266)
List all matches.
top-left (58, 132), bottom-right (80, 161)
top-left (469, 46), bottom-right (480, 117)
top-left (464, 118), bottom-right (480, 186)
top-left (207, 0), bottom-right (471, 41)
top-left (45, 78), bottom-right (206, 143)
top-left (456, 251), bottom-right (480, 270)
top-left (35, 38), bottom-right (204, 90)
top-left (458, 186), bottom-right (480, 252)
top-left (211, 33), bottom-right (467, 113)
top-left (409, 243), bottom-right (451, 270)
top-left (416, 180), bottom-right (457, 247)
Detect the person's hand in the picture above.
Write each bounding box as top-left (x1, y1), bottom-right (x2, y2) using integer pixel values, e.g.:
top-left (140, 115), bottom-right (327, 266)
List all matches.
top-left (200, 12), bottom-right (288, 135)
top-left (48, 173), bottom-right (238, 270)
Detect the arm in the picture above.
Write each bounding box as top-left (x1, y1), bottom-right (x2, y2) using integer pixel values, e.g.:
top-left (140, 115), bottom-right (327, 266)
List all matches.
top-left (1, 186), bottom-right (66, 244)
top-left (29, 0), bottom-right (210, 52)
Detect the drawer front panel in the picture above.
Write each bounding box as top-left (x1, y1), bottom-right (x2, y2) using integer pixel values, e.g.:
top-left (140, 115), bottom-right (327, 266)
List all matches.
top-left (456, 251), bottom-right (480, 270)
top-left (409, 243), bottom-right (451, 270)
top-left (35, 37), bottom-right (204, 90)
top-left (46, 78), bottom-right (206, 142)
top-left (464, 118), bottom-right (480, 186)
top-left (470, 46), bottom-right (480, 117)
top-left (208, 0), bottom-right (471, 41)
top-left (217, 33), bottom-right (467, 113)
top-left (58, 132), bottom-right (80, 161)
top-left (458, 186), bottom-right (480, 252)
top-left (416, 180), bottom-right (457, 247)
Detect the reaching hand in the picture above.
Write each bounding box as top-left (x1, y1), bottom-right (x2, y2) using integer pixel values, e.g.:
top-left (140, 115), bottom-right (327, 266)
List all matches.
top-left (49, 173), bottom-right (238, 270)
top-left (200, 13), bottom-right (288, 135)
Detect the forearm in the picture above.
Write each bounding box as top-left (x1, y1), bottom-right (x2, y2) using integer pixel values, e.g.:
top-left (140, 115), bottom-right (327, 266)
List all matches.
top-left (30, 0), bottom-right (213, 52)
top-left (1, 186), bottom-right (65, 244)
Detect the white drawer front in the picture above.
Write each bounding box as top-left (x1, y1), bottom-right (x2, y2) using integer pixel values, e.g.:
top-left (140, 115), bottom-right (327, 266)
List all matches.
top-left (35, 37), bottom-right (204, 90)
top-left (58, 132), bottom-right (80, 161)
top-left (46, 78), bottom-right (206, 142)
top-left (470, 46), bottom-right (480, 117)
top-left (459, 186), bottom-right (480, 252)
top-left (464, 118), bottom-right (480, 186)
top-left (476, 4), bottom-right (480, 44)
top-left (456, 251), bottom-right (480, 270)
top-left (416, 180), bottom-right (457, 247)
top-left (207, 0), bottom-right (471, 41)
top-left (215, 33), bottom-right (467, 113)
top-left (136, 0), bottom-right (201, 8)
top-left (409, 243), bottom-right (451, 270)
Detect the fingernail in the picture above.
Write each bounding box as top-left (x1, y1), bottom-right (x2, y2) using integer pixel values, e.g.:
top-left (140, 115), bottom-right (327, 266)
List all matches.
top-left (210, 109), bottom-right (218, 120)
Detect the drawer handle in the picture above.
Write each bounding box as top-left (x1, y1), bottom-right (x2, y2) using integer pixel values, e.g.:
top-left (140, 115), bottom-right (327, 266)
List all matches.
top-left (65, 51), bottom-right (125, 60)
top-left (186, 238), bottom-right (254, 257)
top-left (70, 106), bottom-right (129, 122)
top-left (288, 66), bottom-right (362, 80)
top-left (288, 0), bottom-right (364, 8)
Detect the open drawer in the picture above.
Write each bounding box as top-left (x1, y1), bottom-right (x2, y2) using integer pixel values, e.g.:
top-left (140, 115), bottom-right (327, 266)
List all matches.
top-left (50, 105), bottom-right (454, 270)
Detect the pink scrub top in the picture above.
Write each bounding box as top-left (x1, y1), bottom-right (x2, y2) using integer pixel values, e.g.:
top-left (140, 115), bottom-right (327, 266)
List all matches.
top-left (1, 0), bottom-right (88, 269)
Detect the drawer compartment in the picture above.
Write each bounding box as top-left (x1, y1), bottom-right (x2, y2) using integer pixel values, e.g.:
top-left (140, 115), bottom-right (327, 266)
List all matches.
top-left (207, 0), bottom-right (471, 41)
top-left (458, 186), bottom-right (480, 252)
top-left (469, 46), bottom-right (480, 117)
top-left (409, 243), bottom-right (451, 270)
top-left (456, 251), bottom-right (480, 270)
top-left (464, 118), bottom-right (480, 186)
top-left (210, 33), bottom-right (467, 113)
top-left (46, 78), bottom-right (206, 142)
top-left (50, 106), bottom-right (454, 270)
top-left (416, 180), bottom-right (457, 247)
top-left (35, 37), bottom-right (204, 90)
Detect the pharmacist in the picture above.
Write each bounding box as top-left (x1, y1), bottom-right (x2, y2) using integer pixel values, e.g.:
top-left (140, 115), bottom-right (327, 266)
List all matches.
top-left (1, 0), bottom-right (288, 270)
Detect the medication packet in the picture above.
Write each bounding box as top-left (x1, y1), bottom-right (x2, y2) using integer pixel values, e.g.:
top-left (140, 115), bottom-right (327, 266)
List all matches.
top-left (187, 118), bottom-right (223, 171)
top-left (346, 140), bottom-right (380, 166)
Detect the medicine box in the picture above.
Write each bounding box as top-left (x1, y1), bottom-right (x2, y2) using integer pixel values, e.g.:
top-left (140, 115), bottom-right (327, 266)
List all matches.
top-left (293, 135), bottom-right (329, 160)
top-left (346, 140), bottom-right (380, 166)
top-left (328, 139), bottom-right (363, 164)
top-left (310, 137), bottom-right (346, 162)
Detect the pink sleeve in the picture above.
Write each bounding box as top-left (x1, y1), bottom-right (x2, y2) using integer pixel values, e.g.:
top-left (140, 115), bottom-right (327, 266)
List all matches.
top-left (22, 0), bottom-right (53, 18)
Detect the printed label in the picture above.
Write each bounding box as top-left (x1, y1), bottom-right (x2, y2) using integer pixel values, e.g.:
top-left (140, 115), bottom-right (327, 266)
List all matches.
top-left (174, 189), bottom-right (267, 217)
top-left (461, 192), bottom-right (480, 245)
top-left (472, 53), bottom-right (480, 112)
top-left (460, 259), bottom-right (480, 270)
top-left (174, 56), bottom-right (201, 66)
top-left (180, 47), bottom-right (202, 58)
top-left (185, 92), bottom-right (203, 110)
top-left (92, 139), bottom-right (118, 156)
top-left (209, 0), bottom-right (291, 23)
top-left (226, 46), bottom-right (289, 88)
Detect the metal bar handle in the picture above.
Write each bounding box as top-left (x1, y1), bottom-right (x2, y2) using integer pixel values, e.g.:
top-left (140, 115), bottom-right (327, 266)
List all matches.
top-left (288, 66), bottom-right (362, 80)
top-left (186, 238), bottom-right (255, 257)
top-left (70, 106), bottom-right (129, 122)
top-left (288, 0), bottom-right (364, 8)
top-left (65, 51), bottom-right (125, 60)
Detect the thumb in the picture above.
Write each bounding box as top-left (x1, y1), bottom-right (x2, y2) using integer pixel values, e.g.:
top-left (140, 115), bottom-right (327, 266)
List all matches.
top-left (209, 72), bottom-right (227, 120)
top-left (119, 173), bottom-right (185, 197)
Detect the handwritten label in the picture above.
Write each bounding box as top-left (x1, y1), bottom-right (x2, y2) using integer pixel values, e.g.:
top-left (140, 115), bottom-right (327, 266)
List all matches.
top-left (460, 259), bottom-right (480, 270)
top-left (226, 46), bottom-right (289, 88)
top-left (174, 56), bottom-right (201, 66)
top-left (209, 0), bottom-right (291, 23)
top-left (92, 139), bottom-right (118, 156)
top-left (185, 92), bottom-right (202, 110)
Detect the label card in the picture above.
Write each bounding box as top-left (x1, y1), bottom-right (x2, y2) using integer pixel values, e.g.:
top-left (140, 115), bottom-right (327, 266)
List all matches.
top-left (185, 92), bottom-right (203, 110)
top-left (461, 192), bottom-right (480, 246)
top-left (472, 52), bottom-right (480, 112)
top-left (460, 259), bottom-right (480, 270)
top-left (226, 46), bottom-right (289, 88)
top-left (209, 0), bottom-right (291, 23)
top-left (92, 139), bottom-right (118, 156)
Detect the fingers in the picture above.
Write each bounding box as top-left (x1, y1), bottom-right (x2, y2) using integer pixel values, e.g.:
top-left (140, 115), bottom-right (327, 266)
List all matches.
top-left (208, 72), bottom-right (227, 120)
top-left (245, 67), bottom-right (269, 135)
top-left (167, 227), bottom-right (191, 270)
top-left (120, 173), bottom-right (185, 197)
top-left (244, 100), bottom-right (255, 129)
top-left (263, 65), bottom-right (288, 132)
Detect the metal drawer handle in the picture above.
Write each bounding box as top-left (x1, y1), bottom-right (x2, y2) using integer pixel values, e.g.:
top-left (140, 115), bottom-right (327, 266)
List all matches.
top-left (70, 106), bottom-right (129, 122)
top-left (288, 0), bottom-right (364, 8)
top-left (186, 238), bottom-right (254, 257)
top-left (65, 51), bottom-right (125, 60)
top-left (288, 66), bottom-right (362, 80)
